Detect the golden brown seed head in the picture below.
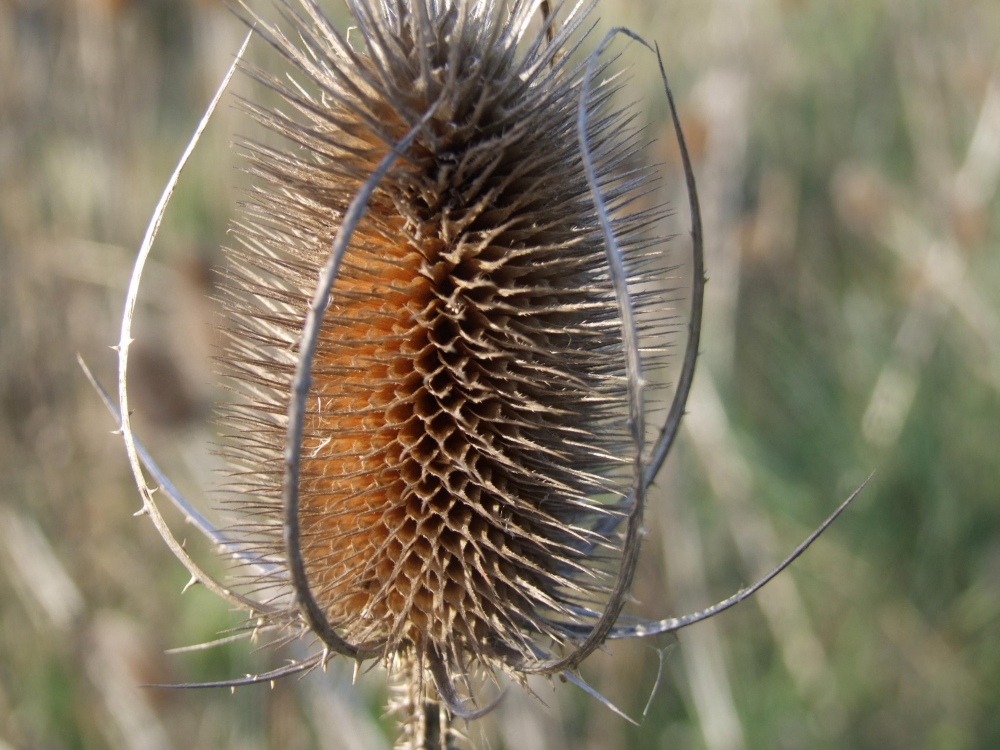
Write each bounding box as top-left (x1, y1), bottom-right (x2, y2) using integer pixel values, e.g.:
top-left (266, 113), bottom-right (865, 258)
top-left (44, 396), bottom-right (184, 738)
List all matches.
top-left (219, 0), bottom-right (670, 687)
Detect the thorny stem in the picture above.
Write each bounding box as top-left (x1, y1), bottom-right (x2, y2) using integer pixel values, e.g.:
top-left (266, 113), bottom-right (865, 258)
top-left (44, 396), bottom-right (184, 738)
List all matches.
top-left (391, 653), bottom-right (459, 750)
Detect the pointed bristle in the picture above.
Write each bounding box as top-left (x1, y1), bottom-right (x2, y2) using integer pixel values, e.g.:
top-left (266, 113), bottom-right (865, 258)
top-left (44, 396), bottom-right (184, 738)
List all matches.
top-left (217, 0), bottom-right (672, 682)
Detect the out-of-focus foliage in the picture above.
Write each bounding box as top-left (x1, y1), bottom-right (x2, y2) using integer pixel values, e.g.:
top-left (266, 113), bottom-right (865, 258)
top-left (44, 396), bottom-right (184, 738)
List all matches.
top-left (0, 0), bottom-right (998, 748)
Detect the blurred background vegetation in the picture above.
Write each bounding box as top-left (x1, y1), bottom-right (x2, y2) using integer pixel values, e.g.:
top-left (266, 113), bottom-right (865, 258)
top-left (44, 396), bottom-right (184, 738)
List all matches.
top-left (1, 0), bottom-right (999, 748)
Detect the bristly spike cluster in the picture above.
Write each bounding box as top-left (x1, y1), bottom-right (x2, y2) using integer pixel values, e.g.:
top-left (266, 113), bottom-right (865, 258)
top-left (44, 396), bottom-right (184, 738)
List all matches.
top-left (98, 0), bottom-right (868, 745)
top-left (218, 0), bottom-right (669, 733)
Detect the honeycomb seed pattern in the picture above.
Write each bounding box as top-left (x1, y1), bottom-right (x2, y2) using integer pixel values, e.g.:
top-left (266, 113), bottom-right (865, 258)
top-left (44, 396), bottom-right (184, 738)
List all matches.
top-left (217, 0), bottom-right (675, 684)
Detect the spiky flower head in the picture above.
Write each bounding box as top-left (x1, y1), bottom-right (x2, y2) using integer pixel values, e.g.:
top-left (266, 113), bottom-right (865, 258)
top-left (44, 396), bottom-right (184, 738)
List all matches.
top-left (104, 0), bottom-right (716, 744)
top-left (222, 0), bottom-right (670, 693)
top-left (98, 0), bottom-right (867, 744)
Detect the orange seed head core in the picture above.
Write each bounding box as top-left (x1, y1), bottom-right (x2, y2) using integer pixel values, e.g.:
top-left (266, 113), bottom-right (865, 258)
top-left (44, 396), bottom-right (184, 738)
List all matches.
top-left (219, 0), bottom-right (672, 690)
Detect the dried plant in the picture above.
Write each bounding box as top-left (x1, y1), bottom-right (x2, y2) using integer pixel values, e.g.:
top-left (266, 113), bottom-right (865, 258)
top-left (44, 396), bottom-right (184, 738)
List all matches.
top-left (81, 1), bottom-right (867, 747)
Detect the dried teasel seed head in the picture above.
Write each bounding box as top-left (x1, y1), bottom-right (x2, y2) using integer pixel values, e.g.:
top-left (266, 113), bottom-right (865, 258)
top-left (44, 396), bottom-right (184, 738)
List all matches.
top-left (217, 0), bottom-right (678, 730)
top-left (95, 0), bottom-right (866, 740)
